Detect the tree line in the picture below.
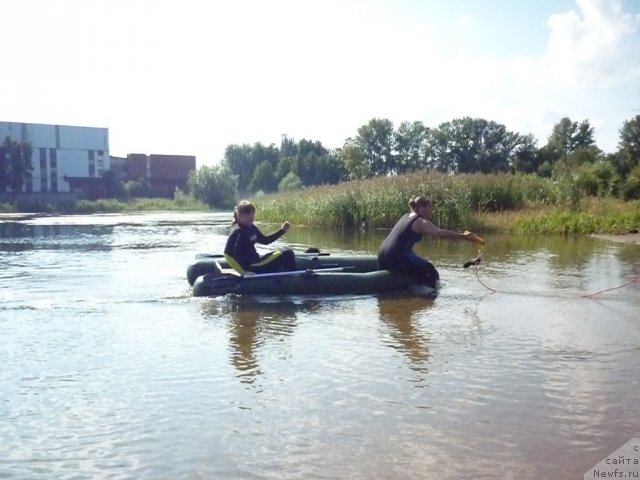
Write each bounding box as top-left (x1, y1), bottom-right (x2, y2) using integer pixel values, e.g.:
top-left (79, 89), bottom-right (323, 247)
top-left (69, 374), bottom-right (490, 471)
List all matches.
top-left (188, 114), bottom-right (640, 206)
top-left (3, 114), bottom-right (640, 206)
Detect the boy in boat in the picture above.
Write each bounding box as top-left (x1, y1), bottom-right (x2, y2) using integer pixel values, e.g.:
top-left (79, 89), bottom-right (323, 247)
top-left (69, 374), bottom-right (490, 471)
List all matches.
top-left (224, 200), bottom-right (296, 276)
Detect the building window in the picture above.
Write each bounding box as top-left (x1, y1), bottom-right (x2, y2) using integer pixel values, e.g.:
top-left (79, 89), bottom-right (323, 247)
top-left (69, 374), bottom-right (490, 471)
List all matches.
top-left (49, 149), bottom-right (57, 169)
top-left (88, 150), bottom-right (95, 177)
top-left (40, 148), bottom-right (48, 192)
top-left (97, 150), bottom-right (104, 177)
top-left (49, 149), bottom-right (58, 192)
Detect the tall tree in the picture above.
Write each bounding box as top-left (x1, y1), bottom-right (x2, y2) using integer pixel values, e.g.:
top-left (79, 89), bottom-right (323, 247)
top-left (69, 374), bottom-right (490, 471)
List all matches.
top-left (0, 136), bottom-right (33, 198)
top-left (297, 139), bottom-right (328, 186)
top-left (355, 118), bottom-right (396, 175)
top-left (427, 118), bottom-right (524, 173)
top-left (394, 121), bottom-right (429, 173)
top-left (545, 117), bottom-right (595, 160)
top-left (221, 144), bottom-right (256, 194)
top-left (617, 115), bottom-right (640, 175)
top-left (187, 165), bottom-right (237, 208)
top-left (249, 160), bottom-right (277, 193)
top-left (313, 149), bottom-right (345, 185)
top-left (275, 136), bottom-right (342, 186)
top-left (510, 134), bottom-right (540, 174)
top-left (222, 142), bottom-right (279, 194)
top-left (340, 138), bottom-right (369, 180)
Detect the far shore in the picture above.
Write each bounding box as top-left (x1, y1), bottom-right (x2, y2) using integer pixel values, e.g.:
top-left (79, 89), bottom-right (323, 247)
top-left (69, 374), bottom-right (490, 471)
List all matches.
top-left (592, 233), bottom-right (640, 245)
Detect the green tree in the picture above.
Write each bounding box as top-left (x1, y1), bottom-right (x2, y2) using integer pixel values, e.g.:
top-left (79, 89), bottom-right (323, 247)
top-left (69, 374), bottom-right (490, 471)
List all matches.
top-left (222, 142), bottom-right (280, 194)
top-left (616, 115), bottom-right (640, 177)
top-left (355, 118), bottom-right (396, 175)
top-left (221, 144), bottom-right (257, 194)
top-left (102, 170), bottom-right (125, 198)
top-left (340, 139), bottom-right (369, 180)
top-left (278, 171), bottom-right (302, 192)
top-left (545, 117), bottom-right (595, 161)
top-left (313, 149), bottom-right (345, 184)
top-left (188, 165), bottom-right (237, 208)
top-left (621, 165), bottom-right (640, 199)
top-left (249, 160), bottom-right (277, 193)
top-left (394, 121), bottom-right (429, 173)
top-left (511, 134), bottom-right (540, 174)
top-left (123, 177), bottom-right (152, 198)
top-left (277, 137), bottom-right (344, 186)
top-left (297, 139), bottom-right (327, 185)
top-left (0, 136), bottom-right (33, 198)
top-left (427, 117), bottom-right (525, 173)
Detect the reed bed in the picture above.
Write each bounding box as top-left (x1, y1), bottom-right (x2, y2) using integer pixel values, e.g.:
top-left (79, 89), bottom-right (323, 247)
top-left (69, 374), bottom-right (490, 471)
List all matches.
top-left (255, 172), bottom-right (640, 234)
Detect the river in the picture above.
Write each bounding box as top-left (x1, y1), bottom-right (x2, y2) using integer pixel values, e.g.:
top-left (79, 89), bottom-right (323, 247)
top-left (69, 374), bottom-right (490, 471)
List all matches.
top-left (1, 211), bottom-right (639, 479)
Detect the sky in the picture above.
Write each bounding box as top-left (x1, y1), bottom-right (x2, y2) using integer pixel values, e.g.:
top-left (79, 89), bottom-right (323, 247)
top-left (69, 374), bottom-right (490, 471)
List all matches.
top-left (1, 0), bottom-right (639, 167)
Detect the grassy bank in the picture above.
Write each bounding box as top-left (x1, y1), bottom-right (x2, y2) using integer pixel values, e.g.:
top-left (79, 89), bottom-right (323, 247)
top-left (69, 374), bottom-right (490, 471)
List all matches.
top-left (474, 200), bottom-right (640, 234)
top-left (4, 172), bottom-right (638, 235)
top-left (255, 172), bottom-right (640, 234)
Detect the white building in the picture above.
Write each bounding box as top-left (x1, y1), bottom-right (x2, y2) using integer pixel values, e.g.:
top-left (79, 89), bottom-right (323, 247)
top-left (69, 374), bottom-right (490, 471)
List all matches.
top-left (0, 121), bottom-right (109, 193)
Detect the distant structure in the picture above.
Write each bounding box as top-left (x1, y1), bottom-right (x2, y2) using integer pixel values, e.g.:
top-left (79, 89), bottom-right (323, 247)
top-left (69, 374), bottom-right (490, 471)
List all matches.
top-left (0, 121), bottom-right (196, 199)
top-left (0, 121), bottom-right (109, 196)
top-left (120, 153), bottom-right (196, 197)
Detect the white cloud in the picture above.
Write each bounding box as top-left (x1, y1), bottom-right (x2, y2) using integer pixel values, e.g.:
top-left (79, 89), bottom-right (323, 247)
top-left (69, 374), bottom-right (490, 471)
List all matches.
top-left (481, 0), bottom-right (640, 149)
top-left (543, 0), bottom-right (640, 88)
top-left (1, 0), bottom-right (638, 162)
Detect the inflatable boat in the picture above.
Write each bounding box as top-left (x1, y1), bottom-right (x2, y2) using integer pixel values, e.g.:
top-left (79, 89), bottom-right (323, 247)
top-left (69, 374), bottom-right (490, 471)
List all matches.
top-left (187, 251), bottom-right (432, 297)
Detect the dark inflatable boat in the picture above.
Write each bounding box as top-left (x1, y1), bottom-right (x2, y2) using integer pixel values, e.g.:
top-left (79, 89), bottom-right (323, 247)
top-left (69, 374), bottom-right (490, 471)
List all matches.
top-left (187, 251), bottom-right (433, 297)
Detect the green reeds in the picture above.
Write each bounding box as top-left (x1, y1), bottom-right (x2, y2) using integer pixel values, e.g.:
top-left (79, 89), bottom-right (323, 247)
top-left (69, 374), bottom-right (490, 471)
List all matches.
top-left (255, 172), bottom-right (640, 233)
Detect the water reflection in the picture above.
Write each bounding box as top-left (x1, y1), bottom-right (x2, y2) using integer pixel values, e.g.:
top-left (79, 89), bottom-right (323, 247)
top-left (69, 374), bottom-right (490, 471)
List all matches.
top-left (0, 221), bottom-right (115, 253)
top-left (377, 295), bottom-right (434, 373)
top-left (200, 299), bottom-right (322, 385)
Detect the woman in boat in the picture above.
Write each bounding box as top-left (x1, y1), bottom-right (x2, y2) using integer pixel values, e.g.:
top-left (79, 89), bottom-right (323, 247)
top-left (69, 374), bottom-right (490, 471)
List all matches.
top-left (378, 195), bottom-right (484, 288)
top-left (224, 200), bottom-right (296, 276)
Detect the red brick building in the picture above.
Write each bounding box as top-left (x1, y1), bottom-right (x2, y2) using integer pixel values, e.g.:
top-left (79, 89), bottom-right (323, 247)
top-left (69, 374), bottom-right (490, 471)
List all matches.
top-left (112, 153), bottom-right (196, 197)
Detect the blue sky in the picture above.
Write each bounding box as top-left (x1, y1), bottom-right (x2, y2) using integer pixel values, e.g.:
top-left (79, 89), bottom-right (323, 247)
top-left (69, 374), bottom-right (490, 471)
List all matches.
top-left (1, 0), bottom-right (639, 166)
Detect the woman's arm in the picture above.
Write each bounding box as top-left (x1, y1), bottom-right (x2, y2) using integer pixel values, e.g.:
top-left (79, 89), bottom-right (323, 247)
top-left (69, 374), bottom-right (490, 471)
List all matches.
top-left (414, 218), bottom-right (484, 244)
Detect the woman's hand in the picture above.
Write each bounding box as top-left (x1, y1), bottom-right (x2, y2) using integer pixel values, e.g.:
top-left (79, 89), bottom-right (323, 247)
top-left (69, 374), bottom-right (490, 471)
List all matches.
top-left (463, 230), bottom-right (485, 245)
top-left (281, 221), bottom-right (291, 233)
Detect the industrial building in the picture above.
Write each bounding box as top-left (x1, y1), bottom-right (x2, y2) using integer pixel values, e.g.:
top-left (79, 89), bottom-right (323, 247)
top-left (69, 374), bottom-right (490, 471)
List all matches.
top-left (0, 121), bottom-right (109, 195)
top-left (120, 153), bottom-right (196, 197)
top-left (1, 121), bottom-right (196, 199)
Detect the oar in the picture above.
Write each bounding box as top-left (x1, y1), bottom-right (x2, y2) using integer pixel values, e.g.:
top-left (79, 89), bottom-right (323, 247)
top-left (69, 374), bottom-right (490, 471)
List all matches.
top-left (203, 266), bottom-right (353, 289)
top-left (243, 266), bottom-right (351, 279)
top-left (196, 251), bottom-right (331, 260)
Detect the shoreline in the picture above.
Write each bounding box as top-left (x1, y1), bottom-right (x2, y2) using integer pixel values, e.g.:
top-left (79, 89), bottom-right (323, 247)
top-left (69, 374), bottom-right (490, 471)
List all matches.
top-left (592, 233), bottom-right (640, 245)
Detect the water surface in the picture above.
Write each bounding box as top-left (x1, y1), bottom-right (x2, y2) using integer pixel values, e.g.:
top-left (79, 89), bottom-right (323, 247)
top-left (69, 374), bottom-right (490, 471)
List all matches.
top-left (1, 212), bottom-right (639, 479)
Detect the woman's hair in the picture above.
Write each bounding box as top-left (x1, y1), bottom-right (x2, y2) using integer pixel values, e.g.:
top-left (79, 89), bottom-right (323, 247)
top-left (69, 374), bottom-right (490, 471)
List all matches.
top-left (232, 200), bottom-right (256, 225)
top-left (408, 195), bottom-right (431, 212)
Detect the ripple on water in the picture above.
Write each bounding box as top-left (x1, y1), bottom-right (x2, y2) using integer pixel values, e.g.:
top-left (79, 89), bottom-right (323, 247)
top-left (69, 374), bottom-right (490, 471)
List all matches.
top-left (2, 217), bottom-right (640, 480)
